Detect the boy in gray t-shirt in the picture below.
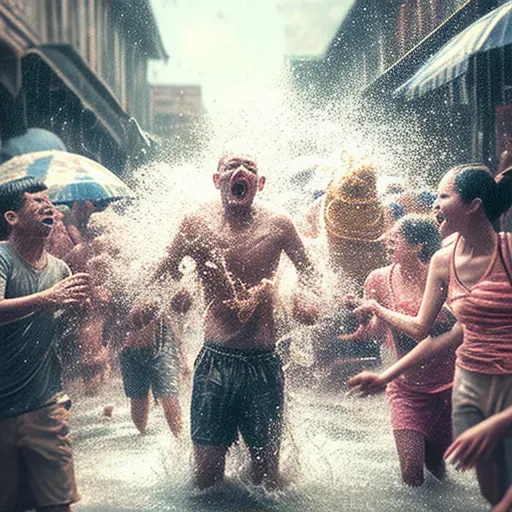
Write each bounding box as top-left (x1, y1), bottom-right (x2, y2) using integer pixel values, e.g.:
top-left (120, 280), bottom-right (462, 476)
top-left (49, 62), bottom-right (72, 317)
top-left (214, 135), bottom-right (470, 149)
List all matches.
top-left (0, 177), bottom-right (89, 512)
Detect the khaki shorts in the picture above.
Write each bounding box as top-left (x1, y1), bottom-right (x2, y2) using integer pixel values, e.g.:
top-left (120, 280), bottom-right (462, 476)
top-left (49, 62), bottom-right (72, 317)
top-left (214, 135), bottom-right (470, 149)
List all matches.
top-left (452, 367), bottom-right (512, 485)
top-left (0, 402), bottom-right (79, 511)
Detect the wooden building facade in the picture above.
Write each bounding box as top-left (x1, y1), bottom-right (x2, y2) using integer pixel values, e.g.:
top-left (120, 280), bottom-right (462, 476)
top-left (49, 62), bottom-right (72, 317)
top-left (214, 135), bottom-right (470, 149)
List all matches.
top-left (322, 0), bottom-right (512, 183)
top-left (0, 0), bottom-right (167, 174)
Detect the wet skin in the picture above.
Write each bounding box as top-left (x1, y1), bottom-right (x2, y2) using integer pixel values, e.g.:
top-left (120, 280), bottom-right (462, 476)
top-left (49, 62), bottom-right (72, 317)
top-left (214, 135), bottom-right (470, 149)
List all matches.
top-left (151, 155), bottom-right (320, 489)
top-left (156, 156), bottom-right (318, 349)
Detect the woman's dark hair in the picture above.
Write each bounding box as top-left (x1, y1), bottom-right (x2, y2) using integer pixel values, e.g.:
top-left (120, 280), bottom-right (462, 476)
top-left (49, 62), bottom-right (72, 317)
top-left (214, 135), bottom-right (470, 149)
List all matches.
top-left (451, 163), bottom-right (512, 222)
top-left (0, 177), bottom-right (47, 239)
top-left (396, 214), bottom-right (441, 263)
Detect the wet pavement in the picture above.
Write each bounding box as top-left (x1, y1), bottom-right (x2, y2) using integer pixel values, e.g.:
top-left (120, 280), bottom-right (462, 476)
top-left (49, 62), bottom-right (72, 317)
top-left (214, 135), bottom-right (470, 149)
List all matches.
top-left (70, 375), bottom-right (488, 512)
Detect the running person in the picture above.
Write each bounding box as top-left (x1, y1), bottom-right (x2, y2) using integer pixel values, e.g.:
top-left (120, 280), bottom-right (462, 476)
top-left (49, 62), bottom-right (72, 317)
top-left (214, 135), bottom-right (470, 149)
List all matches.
top-left (341, 215), bottom-right (456, 486)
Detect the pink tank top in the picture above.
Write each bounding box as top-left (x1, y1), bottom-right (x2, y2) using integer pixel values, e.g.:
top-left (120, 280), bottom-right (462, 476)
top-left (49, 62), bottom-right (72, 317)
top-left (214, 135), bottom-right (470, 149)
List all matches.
top-left (387, 264), bottom-right (456, 394)
top-left (448, 233), bottom-right (512, 375)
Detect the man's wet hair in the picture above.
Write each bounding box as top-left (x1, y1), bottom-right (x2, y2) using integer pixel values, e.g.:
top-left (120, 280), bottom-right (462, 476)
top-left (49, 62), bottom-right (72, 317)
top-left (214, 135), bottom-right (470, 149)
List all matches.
top-left (451, 163), bottom-right (512, 222)
top-left (0, 177), bottom-right (47, 239)
top-left (396, 214), bottom-right (441, 263)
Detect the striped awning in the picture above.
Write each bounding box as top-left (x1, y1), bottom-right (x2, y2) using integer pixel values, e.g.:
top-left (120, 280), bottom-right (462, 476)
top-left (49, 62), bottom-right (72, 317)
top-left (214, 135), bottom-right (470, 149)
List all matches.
top-left (394, 0), bottom-right (512, 99)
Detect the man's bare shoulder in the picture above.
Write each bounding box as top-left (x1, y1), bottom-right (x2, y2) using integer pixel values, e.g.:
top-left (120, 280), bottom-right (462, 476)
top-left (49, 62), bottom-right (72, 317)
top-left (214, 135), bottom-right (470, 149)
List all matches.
top-left (254, 202), bottom-right (295, 230)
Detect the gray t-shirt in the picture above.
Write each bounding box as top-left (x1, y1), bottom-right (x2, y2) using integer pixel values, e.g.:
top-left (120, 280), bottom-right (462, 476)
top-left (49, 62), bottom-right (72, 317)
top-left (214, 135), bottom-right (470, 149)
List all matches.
top-left (0, 242), bottom-right (71, 419)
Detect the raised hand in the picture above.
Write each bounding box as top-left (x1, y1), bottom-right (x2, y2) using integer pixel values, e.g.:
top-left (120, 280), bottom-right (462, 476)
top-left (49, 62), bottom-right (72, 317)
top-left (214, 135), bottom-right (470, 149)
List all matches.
top-left (347, 370), bottom-right (386, 397)
top-left (44, 273), bottom-right (90, 307)
top-left (444, 415), bottom-right (507, 471)
top-left (353, 299), bottom-right (377, 325)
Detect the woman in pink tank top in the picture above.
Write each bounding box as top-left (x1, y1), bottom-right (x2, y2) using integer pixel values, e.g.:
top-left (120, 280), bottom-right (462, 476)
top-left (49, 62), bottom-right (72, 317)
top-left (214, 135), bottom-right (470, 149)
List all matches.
top-left (349, 164), bottom-right (512, 507)
top-left (342, 214), bottom-right (456, 486)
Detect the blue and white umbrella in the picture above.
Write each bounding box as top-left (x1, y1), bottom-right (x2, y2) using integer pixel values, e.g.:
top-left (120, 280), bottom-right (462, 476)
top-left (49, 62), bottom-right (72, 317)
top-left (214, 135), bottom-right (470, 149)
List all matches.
top-left (0, 150), bottom-right (134, 204)
top-left (395, 0), bottom-right (512, 99)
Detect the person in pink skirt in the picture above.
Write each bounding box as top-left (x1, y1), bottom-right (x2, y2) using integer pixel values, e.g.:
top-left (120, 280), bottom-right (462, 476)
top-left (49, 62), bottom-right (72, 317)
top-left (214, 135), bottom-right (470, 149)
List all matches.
top-left (350, 164), bottom-right (512, 506)
top-left (341, 214), bottom-right (456, 486)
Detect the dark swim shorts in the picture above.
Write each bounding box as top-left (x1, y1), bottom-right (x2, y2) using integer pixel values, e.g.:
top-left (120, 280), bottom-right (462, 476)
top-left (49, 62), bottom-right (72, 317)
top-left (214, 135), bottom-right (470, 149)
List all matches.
top-left (119, 343), bottom-right (180, 399)
top-left (191, 342), bottom-right (285, 448)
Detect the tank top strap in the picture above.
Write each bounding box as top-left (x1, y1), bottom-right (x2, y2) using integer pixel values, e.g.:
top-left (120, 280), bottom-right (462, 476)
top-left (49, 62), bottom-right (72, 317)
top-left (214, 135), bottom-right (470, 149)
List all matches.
top-left (448, 234), bottom-right (462, 293)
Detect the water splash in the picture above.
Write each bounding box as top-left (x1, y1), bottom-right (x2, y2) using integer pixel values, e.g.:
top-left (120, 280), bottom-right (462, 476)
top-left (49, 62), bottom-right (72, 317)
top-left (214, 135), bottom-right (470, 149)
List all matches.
top-left (72, 71), bottom-right (486, 511)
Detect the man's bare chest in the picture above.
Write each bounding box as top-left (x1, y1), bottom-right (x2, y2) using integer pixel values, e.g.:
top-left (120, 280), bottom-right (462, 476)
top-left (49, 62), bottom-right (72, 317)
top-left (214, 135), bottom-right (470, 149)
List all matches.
top-left (201, 221), bottom-right (283, 278)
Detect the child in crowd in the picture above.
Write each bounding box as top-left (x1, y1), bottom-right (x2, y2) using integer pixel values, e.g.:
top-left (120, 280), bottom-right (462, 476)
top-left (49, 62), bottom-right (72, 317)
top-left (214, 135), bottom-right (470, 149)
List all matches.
top-left (0, 177), bottom-right (89, 511)
top-left (342, 215), bottom-right (456, 486)
top-left (120, 311), bottom-right (189, 438)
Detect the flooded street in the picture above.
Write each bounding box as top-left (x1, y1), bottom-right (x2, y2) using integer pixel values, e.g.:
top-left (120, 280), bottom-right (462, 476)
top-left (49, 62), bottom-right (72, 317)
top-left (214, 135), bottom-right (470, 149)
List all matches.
top-left (71, 375), bottom-right (487, 512)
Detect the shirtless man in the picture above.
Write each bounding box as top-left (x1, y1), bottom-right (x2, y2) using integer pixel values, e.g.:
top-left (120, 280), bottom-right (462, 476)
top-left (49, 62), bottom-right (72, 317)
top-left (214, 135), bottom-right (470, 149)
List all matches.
top-left (139, 152), bottom-right (320, 489)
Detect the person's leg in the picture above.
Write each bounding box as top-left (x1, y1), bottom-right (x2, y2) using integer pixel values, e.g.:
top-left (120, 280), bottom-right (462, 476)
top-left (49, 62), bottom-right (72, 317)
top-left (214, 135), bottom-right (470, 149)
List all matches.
top-left (119, 348), bottom-right (151, 434)
top-left (82, 363), bottom-right (107, 397)
top-left (151, 345), bottom-right (182, 438)
top-left (190, 345), bottom-right (238, 488)
top-left (393, 430), bottom-right (425, 487)
top-left (424, 439), bottom-right (446, 480)
top-left (159, 396), bottom-right (183, 438)
top-left (240, 352), bottom-right (285, 489)
top-left (23, 404), bottom-right (79, 511)
top-left (452, 368), bottom-right (508, 504)
top-left (193, 444), bottom-right (228, 489)
top-left (475, 461), bottom-right (503, 506)
top-left (425, 389), bottom-right (452, 481)
top-left (248, 442), bottom-right (280, 488)
top-left (130, 396), bottom-right (150, 434)
top-left (473, 443), bottom-right (509, 506)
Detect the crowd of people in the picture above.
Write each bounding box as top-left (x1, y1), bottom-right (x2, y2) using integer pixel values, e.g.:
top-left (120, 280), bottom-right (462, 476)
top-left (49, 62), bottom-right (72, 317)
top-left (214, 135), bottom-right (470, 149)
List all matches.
top-left (0, 151), bottom-right (511, 512)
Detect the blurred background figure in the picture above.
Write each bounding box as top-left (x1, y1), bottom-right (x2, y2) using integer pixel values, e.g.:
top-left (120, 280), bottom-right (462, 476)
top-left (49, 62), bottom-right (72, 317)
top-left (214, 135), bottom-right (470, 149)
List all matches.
top-left (323, 158), bottom-right (386, 290)
top-left (120, 313), bottom-right (189, 439)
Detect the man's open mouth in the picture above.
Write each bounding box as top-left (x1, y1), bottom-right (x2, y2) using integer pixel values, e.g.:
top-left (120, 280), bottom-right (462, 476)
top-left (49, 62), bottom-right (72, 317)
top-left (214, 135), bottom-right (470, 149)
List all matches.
top-left (42, 217), bottom-right (54, 226)
top-left (231, 180), bottom-right (248, 199)
top-left (435, 212), bottom-right (445, 226)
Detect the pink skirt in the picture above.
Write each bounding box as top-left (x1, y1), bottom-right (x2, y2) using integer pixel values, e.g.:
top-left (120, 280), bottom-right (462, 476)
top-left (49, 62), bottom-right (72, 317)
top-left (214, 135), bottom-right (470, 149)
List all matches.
top-left (387, 383), bottom-right (452, 449)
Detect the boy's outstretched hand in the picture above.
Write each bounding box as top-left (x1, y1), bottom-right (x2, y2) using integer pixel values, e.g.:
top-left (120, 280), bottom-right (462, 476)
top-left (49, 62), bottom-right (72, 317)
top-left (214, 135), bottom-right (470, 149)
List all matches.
top-left (44, 273), bottom-right (91, 307)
